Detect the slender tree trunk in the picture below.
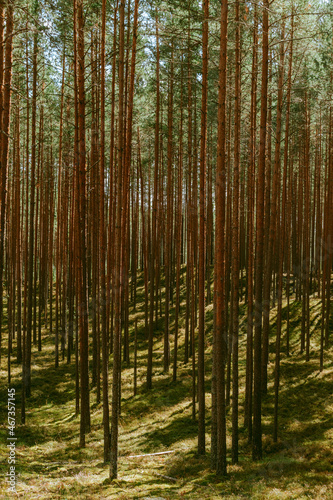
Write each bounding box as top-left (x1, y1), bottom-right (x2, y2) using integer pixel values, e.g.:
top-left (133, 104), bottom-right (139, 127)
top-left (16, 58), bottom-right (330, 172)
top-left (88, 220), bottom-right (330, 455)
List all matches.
top-left (322, 151), bottom-right (330, 350)
top-left (253, 0), bottom-right (269, 461)
top-left (304, 94), bottom-right (311, 362)
top-left (213, 0), bottom-right (228, 475)
top-left (25, 28), bottom-right (38, 398)
top-left (15, 101), bottom-right (22, 364)
top-left (231, 0), bottom-right (241, 464)
top-left (147, 13), bottom-right (159, 389)
top-left (164, 44), bottom-right (174, 373)
top-left (138, 132), bottom-right (149, 341)
top-left (173, 54), bottom-right (183, 383)
top-left (273, 21), bottom-right (289, 443)
top-left (0, 2), bottom-right (4, 366)
top-left (284, 13), bottom-right (294, 358)
top-left (244, 2), bottom-right (257, 439)
top-left (197, 0), bottom-right (209, 455)
top-left (185, 22), bottom-right (192, 365)
top-left (1, 2), bottom-right (13, 369)
top-left (22, 21), bottom-right (30, 423)
top-left (75, 0), bottom-right (90, 447)
top-left (107, 1), bottom-right (119, 350)
top-left (206, 129), bottom-right (213, 304)
top-left (110, 0), bottom-right (125, 480)
top-left (262, 30), bottom-right (285, 395)
top-left (100, 0), bottom-right (110, 462)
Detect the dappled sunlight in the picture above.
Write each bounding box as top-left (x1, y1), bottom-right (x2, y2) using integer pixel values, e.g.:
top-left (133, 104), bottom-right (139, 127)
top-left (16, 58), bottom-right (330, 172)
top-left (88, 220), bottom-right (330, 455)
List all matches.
top-left (1, 279), bottom-right (332, 498)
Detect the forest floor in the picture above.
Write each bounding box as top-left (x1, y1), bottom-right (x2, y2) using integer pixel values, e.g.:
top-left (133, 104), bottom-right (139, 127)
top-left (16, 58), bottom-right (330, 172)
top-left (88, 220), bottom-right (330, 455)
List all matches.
top-left (0, 277), bottom-right (333, 499)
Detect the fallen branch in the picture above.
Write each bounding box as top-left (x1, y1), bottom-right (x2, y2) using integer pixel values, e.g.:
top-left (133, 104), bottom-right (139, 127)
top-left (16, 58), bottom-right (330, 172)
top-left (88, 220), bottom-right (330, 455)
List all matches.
top-left (125, 450), bottom-right (175, 459)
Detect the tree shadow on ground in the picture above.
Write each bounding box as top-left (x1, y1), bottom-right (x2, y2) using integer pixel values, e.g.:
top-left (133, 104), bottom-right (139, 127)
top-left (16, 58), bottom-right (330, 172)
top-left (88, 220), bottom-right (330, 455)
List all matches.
top-left (141, 414), bottom-right (199, 452)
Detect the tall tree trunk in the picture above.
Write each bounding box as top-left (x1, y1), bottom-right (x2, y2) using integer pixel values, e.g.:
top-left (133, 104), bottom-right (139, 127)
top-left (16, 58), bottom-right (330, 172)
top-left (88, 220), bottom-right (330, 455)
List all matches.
top-left (0, 1), bottom-right (4, 366)
top-left (22, 20), bottom-right (30, 423)
top-left (284, 13), bottom-right (294, 358)
top-left (232, 0), bottom-right (241, 464)
top-left (15, 101), bottom-right (22, 364)
top-left (262, 32), bottom-right (285, 394)
top-left (147, 13), bottom-right (159, 389)
top-left (253, 0), bottom-right (269, 461)
top-left (206, 128), bottom-right (213, 304)
top-left (244, 1), bottom-right (257, 439)
top-left (185, 20), bottom-right (192, 365)
top-left (107, 1), bottom-right (119, 350)
top-left (213, 0), bottom-right (228, 475)
top-left (164, 44), bottom-right (174, 373)
top-left (198, 0), bottom-right (209, 455)
top-left (173, 54), bottom-right (183, 383)
top-left (0, 2), bottom-right (13, 368)
top-left (26, 28), bottom-right (38, 398)
top-left (75, 0), bottom-right (90, 447)
top-left (110, 0), bottom-right (125, 480)
top-left (100, 0), bottom-right (110, 463)
top-left (273, 21), bottom-right (289, 443)
top-left (304, 94), bottom-right (311, 361)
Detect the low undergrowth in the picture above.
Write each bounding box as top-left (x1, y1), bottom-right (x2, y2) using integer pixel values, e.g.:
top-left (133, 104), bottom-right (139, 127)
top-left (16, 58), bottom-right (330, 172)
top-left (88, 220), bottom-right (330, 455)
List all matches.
top-left (0, 282), bottom-right (332, 499)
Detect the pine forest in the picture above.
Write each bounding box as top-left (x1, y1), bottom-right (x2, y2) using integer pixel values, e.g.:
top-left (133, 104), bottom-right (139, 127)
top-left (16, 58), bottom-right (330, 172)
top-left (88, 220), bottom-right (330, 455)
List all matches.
top-left (0, 0), bottom-right (332, 498)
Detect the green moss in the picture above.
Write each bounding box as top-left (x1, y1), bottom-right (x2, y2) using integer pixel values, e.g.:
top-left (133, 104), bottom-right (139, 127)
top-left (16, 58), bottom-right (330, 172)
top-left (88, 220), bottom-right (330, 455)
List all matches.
top-left (0, 280), bottom-right (332, 499)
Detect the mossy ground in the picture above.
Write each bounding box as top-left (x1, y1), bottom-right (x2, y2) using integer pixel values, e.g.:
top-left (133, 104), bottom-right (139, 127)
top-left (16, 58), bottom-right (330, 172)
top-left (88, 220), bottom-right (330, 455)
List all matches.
top-left (0, 274), bottom-right (332, 499)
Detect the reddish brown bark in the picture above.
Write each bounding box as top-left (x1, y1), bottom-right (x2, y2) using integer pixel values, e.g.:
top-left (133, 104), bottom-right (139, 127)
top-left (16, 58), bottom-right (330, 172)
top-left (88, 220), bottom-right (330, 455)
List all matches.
top-left (244, 1), bottom-right (257, 439)
top-left (232, 0), bottom-right (241, 464)
top-left (273, 20), bottom-right (291, 442)
top-left (213, 0), bottom-right (228, 475)
top-left (100, 0), bottom-right (110, 462)
top-left (253, 0), bottom-right (269, 461)
top-left (0, 2), bottom-right (13, 370)
top-left (164, 44), bottom-right (174, 373)
top-left (173, 54), bottom-right (183, 383)
top-left (147, 12), bottom-right (159, 389)
top-left (198, 0), bottom-right (209, 455)
top-left (110, 0), bottom-right (125, 480)
top-left (75, 0), bottom-right (90, 447)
